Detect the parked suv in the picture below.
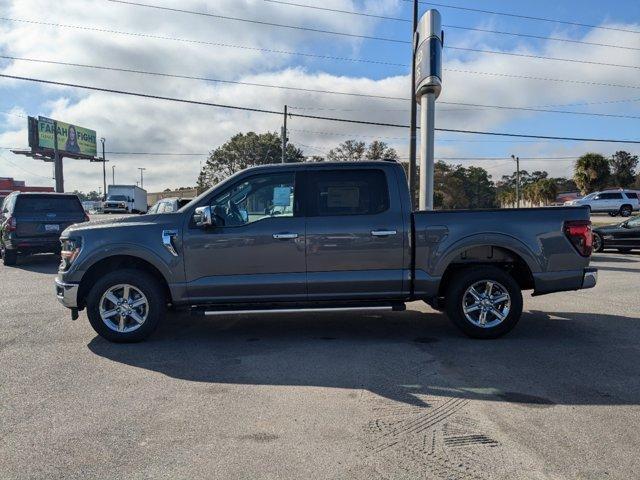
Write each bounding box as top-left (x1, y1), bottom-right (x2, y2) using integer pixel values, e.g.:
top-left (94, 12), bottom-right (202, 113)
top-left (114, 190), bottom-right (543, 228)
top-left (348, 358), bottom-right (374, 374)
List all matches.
top-left (1, 192), bottom-right (88, 266)
top-left (565, 189), bottom-right (640, 217)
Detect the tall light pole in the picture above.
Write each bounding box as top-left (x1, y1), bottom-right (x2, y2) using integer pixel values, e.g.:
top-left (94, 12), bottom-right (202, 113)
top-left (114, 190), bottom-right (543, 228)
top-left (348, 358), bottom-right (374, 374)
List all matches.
top-left (138, 167), bottom-right (146, 189)
top-left (511, 154), bottom-right (520, 208)
top-left (100, 138), bottom-right (106, 200)
top-left (415, 9), bottom-right (443, 211)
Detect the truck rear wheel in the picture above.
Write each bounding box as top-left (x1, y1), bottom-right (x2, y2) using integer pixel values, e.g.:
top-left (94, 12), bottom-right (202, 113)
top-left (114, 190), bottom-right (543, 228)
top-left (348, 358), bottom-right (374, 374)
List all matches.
top-left (445, 267), bottom-right (523, 339)
top-left (86, 269), bottom-right (165, 342)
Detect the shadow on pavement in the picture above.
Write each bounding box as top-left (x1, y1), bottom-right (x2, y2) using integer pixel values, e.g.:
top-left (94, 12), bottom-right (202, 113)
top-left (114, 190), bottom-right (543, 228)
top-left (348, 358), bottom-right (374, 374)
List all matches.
top-left (88, 307), bottom-right (640, 408)
top-left (591, 254), bottom-right (640, 263)
top-left (7, 254), bottom-right (59, 274)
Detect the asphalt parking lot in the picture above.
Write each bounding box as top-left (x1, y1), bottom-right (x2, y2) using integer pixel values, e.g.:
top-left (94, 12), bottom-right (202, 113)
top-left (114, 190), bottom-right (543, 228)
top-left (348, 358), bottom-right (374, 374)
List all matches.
top-left (1, 250), bottom-right (639, 479)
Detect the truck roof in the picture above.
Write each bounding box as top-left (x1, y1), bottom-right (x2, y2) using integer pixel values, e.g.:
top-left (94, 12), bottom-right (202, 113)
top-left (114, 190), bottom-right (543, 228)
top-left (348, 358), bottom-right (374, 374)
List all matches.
top-left (248, 160), bottom-right (400, 171)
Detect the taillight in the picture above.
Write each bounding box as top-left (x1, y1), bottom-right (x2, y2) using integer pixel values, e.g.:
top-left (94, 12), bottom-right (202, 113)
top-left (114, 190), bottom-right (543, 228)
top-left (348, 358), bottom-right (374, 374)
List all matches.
top-left (6, 216), bottom-right (16, 232)
top-left (564, 220), bottom-right (593, 257)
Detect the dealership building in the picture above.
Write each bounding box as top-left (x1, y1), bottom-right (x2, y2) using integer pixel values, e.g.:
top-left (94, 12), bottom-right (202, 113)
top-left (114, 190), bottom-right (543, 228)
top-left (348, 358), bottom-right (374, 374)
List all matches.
top-left (0, 177), bottom-right (54, 204)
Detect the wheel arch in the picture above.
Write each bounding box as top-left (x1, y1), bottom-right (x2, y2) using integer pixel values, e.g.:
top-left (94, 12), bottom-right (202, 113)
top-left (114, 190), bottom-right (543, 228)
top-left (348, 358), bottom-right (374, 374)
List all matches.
top-left (436, 240), bottom-right (537, 298)
top-left (77, 255), bottom-right (172, 309)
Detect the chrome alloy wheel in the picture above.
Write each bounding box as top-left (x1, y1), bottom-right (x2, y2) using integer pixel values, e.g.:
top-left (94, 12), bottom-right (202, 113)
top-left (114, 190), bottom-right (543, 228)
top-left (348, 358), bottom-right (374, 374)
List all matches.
top-left (99, 284), bottom-right (149, 333)
top-left (462, 280), bottom-right (511, 328)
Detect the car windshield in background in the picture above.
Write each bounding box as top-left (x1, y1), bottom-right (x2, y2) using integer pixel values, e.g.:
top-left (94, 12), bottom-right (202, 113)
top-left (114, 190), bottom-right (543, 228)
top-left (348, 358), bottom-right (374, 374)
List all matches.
top-left (107, 195), bottom-right (127, 202)
top-left (14, 196), bottom-right (82, 214)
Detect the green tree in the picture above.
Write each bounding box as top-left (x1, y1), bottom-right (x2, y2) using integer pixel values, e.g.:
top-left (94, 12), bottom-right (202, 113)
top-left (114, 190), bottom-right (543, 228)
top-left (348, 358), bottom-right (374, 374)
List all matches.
top-left (196, 132), bottom-right (303, 191)
top-left (574, 153), bottom-right (610, 194)
top-left (609, 151), bottom-right (638, 188)
top-left (326, 139), bottom-right (366, 161)
top-left (365, 140), bottom-right (399, 161)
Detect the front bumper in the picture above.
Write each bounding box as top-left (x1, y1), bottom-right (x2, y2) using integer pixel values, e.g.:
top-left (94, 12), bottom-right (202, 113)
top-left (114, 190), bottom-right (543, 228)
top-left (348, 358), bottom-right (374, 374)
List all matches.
top-left (581, 267), bottom-right (597, 289)
top-left (55, 277), bottom-right (79, 308)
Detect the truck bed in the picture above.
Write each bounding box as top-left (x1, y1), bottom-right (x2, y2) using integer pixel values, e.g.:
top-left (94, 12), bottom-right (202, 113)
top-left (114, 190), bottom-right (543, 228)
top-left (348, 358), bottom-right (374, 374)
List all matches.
top-left (412, 206), bottom-right (592, 297)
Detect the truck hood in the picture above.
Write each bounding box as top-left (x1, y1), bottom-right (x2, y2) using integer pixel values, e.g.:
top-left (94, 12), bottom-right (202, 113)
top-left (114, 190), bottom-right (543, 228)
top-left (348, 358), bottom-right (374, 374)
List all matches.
top-left (62, 214), bottom-right (161, 236)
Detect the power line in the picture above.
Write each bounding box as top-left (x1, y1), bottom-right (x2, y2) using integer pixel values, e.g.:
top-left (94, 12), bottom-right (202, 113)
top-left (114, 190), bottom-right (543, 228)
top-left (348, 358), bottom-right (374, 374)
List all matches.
top-left (408, 0), bottom-right (640, 35)
top-left (103, 3), bottom-right (640, 68)
top-left (0, 17), bottom-right (406, 68)
top-left (6, 55), bottom-right (640, 120)
top-left (445, 25), bottom-right (640, 52)
top-left (3, 72), bottom-right (640, 144)
top-left (444, 68), bottom-right (640, 91)
top-left (447, 46), bottom-right (640, 71)
top-left (263, 0), bottom-right (640, 51)
top-left (0, 154), bottom-right (53, 179)
top-left (106, 0), bottom-right (408, 44)
top-left (6, 15), bottom-right (640, 79)
top-left (263, 0), bottom-right (410, 23)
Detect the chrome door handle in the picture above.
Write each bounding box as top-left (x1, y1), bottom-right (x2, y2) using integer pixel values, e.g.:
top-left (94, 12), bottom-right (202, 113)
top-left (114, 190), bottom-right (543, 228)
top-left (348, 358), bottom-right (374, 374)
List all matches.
top-left (371, 230), bottom-right (397, 237)
top-left (273, 232), bottom-right (299, 240)
top-left (162, 229), bottom-right (179, 256)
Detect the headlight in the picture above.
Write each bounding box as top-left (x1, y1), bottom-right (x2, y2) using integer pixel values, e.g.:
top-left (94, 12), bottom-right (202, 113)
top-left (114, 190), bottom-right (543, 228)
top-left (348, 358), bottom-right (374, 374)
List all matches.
top-left (60, 237), bottom-right (82, 271)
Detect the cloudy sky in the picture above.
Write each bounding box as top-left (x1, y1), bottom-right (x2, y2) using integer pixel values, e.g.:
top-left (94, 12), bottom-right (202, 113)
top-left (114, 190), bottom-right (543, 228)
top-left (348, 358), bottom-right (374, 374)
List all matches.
top-left (1, 0), bottom-right (639, 193)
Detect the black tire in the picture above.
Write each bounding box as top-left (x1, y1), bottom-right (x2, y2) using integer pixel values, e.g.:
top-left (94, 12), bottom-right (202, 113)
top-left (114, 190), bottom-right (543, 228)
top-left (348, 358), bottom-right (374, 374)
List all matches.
top-left (86, 269), bottom-right (165, 342)
top-left (620, 205), bottom-right (632, 217)
top-left (2, 247), bottom-right (17, 266)
top-left (608, 211), bottom-right (618, 217)
top-left (592, 232), bottom-right (604, 253)
top-left (445, 266), bottom-right (523, 339)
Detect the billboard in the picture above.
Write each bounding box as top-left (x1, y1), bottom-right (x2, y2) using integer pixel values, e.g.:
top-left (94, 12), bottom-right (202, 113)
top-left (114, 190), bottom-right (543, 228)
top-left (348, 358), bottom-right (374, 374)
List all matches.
top-left (36, 116), bottom-right (97, 157)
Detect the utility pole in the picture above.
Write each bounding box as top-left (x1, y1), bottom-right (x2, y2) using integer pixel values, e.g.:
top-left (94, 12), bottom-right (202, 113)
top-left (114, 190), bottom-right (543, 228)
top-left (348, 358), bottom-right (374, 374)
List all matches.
top-left (53, 120), bottom-right (64, 192)
top-left (138, 167), bottom-right (146, 189)
top-left (100, 138), bottom-right (106, 200)
top-left (512, 154), bottom-right (520, 208)
top-left (415, 10), bottom-right (443, 210)
top-left (112, 165), bottom-right (116, 185)
top-left (408, 0), bottom-right (419, 207)
top-left (281, 104), bottom-right (288, 163)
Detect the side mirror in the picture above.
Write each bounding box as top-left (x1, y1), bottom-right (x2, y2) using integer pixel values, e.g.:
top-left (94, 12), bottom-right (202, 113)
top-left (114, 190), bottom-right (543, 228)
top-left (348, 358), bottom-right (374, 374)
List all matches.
top-left (194, 206), bottom-right (213, 227)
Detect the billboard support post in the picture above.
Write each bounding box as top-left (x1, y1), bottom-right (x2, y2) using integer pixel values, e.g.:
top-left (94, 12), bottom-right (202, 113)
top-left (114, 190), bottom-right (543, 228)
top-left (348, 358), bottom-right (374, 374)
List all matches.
top-left (53, 120), bottom-right (64, 193)
top-left (414, 9), bottom-right (443, 211)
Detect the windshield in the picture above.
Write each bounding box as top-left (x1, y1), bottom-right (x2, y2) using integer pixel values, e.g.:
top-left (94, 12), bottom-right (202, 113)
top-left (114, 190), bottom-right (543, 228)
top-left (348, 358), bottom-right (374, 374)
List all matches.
top-left (107, 195), bottom-right (128, 201)
top-left (581, 193), bottom-right (596, 200)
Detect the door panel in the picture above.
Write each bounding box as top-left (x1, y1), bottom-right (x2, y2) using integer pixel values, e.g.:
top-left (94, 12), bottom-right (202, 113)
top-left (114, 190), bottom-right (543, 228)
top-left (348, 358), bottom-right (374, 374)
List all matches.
top-left (304, 168), bottom-right (406, 300)
top-left (183, 171), bottom-right (306, 303)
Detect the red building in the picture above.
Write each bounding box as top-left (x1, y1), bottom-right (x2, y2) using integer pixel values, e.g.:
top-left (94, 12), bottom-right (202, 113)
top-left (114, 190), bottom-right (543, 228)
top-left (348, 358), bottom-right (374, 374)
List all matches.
top-left (0, 177), bottom-right (54, 204)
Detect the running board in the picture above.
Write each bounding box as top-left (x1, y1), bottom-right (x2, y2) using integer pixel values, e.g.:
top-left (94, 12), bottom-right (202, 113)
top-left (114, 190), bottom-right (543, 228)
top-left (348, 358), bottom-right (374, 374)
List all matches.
top-left (192, 303), bottom-right (405, 317)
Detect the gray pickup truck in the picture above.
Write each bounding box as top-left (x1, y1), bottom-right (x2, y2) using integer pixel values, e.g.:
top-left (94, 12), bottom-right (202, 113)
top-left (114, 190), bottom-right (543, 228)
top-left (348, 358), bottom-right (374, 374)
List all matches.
top-left (55, 161), bottom-right (596, 342)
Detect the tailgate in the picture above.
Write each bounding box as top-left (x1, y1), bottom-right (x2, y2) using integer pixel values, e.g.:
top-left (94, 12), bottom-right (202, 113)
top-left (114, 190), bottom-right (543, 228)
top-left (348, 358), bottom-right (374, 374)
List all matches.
top-left (14, 196), bottom-right (85, 238)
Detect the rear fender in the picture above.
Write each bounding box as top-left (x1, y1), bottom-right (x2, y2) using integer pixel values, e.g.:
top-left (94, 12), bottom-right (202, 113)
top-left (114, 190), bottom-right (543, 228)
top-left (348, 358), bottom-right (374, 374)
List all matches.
top-left (431, 233), bottom-right (542, 277)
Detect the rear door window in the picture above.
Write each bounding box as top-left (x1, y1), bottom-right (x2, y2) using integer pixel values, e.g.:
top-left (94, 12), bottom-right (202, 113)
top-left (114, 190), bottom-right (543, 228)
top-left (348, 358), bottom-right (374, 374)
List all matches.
top-left (15, 196), bottom-right (83, 214)
top-left (306, 169), bottom-right (389, 217)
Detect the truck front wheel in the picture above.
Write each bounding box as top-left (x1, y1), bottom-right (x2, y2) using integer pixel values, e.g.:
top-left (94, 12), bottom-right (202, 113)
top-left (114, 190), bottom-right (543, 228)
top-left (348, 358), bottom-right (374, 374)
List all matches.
top-left (445, 267), bottom-right (523, 339)
top-left (85, 269), bottom-right (166, 342)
